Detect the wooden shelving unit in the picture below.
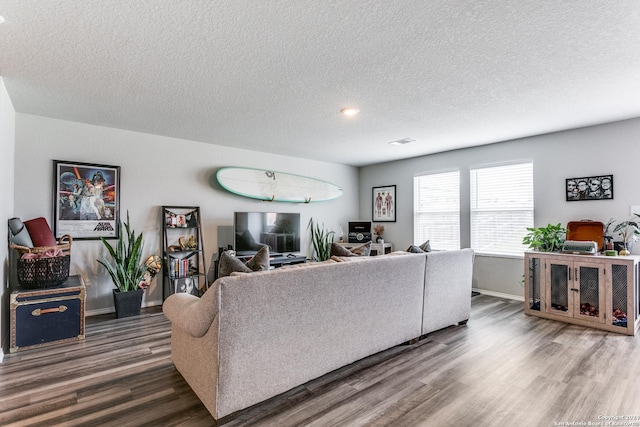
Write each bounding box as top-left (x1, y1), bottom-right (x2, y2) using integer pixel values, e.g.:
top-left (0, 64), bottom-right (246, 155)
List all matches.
top-left (161, 206), bottom-right (206, 300)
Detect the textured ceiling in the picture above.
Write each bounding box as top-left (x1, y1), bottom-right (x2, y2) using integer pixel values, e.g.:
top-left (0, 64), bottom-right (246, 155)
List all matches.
top-left (1, 1), bottom-right (639, 167)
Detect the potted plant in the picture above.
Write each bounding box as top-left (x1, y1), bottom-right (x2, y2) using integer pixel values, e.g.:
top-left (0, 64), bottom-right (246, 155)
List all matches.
top-left (98, 211), bottom-right (155, 318)
top-left (613, 213), bottom-right (640, 255)
top-left (522, 223), bottom-right (567, 252)
top-left (308, 218), bottom-right (335, 262)
top-left (373, 224), bottom-right (385, 243)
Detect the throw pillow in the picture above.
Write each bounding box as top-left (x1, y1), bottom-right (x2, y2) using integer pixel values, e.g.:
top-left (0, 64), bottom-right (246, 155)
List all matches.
top-left (419, 240), bottom-right (431, 252)
top-left (218, 251), bottom-right (252, 277)
top-left (245, 245), bottom-right (270, 271)
top-left (350, 241), bottom-right (371, 256)
top-left (330, 241), bottom-right (372, 257)
top-left (218, 245), bottom-right (271, 278)
top-left (406, 245), bottom-right (425, 253)
top-left (23, 217), bottom-right (57, 247)
top-left (330, 243), bottom-right (356, 257)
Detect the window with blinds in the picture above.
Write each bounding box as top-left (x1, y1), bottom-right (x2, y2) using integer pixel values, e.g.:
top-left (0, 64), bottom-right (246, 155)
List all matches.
top-left (413, 171), bottom-right (460, 250)
top-left (470, 162), bottom-right (533, 256)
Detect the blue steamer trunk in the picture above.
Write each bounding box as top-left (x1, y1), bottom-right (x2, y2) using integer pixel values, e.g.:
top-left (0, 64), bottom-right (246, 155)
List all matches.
top-left (10, 275), bottom-right (85, 353)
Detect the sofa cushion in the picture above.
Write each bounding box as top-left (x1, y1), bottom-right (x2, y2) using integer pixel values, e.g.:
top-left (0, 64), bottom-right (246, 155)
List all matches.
top-left (330, 242), bottom-right (371, 257)
top-left (219, 245), bottom-right (270, 277)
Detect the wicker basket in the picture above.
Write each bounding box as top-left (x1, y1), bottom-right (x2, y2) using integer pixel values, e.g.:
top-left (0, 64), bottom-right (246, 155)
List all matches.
top-left (10, 235), bottom-right (72, 289)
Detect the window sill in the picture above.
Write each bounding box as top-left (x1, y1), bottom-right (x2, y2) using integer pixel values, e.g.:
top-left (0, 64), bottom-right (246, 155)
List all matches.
top-left (473, 252), bottom-right (524, 260)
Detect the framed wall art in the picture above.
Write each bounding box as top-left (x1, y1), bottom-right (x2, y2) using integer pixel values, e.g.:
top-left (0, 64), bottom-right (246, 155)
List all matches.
top-left (566, 174), bottom-right (613, 201)
top-left (372, 185), bottom-right (396, 222)
top-left (53, 160), bottom-right (121, 239)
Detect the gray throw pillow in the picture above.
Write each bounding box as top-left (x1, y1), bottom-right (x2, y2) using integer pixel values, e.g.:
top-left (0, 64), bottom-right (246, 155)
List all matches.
top-left (350, 241), bottom-right (371, 256)
top-left (218, 251), bottom-right (252, 277)
top-left (218, 245), bottom-right (270, 278)
top-left (330, 243), bottom-right (356, 257)
top-left (419, 240), bottom-right (431, 252)
top-left (245, 245), bottom-right (270, 271)
top-left (406, 245), bottom-right (425, 253)
top-left (330, 242), bottom-right (371, 257)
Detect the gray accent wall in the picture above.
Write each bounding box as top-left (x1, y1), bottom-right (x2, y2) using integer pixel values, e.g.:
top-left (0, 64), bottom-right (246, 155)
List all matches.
top-left (359, 118), bottom-right (640, 299)
top-left (13, 114), bottom-right (359, 314)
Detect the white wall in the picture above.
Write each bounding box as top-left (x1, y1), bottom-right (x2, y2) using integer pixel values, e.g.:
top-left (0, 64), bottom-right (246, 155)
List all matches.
top-left (360, 118), bottom-right (640, 299)
top-left (14, 114), bottom-right (359, 314)
top-left (0, 77), bottom-right (16, 357)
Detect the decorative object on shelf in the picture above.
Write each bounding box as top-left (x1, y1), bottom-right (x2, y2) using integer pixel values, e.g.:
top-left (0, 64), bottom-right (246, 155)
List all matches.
top-left (53, 160), bottom-right (120, 240)
top-left (98, 211), bottom-right (157, 318)
top-left (162, 206), bottom-right (207, 300)
top-left (372, 185), bottom-right (396, 222)
top-left (565, 174), bottom-right (613, 201)
top-left (522, 223), bottom-right (567, 252)
top-left (179, 235), bottom-right (198, 250)
top-left (308, 218), bottom-right (335, 261)
top-left (216, 167), bottom-right (343, 203)
top-left (612, 213), bottom-right (640, 256)
top-left (373, 224), bottom-right (385, 243)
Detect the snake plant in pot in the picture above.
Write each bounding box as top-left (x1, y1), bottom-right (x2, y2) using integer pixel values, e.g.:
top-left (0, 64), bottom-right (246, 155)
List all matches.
top-left (308, 218), bottom-right (335, 262)
top-left (98, 211), bottom-right (155, 318)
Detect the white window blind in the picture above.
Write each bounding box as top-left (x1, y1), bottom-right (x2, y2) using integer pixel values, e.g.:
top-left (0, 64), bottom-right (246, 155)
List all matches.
top-left (414, 171), bottom-right (460, 250)
top-left (470, 162), bottom-right (533, 256)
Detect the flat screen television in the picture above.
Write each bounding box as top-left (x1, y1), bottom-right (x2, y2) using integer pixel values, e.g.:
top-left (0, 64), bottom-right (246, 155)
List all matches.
top-left (234, 212), bottom-right (301, 256)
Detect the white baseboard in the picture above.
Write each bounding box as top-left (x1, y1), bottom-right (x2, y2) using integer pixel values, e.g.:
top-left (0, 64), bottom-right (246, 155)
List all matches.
top-left (85, 299), bottom-right (163, 317)
top-left (473, 288), bottom-right (524, 302)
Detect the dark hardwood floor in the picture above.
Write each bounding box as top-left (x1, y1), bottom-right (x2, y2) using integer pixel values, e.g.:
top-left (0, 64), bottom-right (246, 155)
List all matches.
top-left (2, 295), bottom-right (639, 426)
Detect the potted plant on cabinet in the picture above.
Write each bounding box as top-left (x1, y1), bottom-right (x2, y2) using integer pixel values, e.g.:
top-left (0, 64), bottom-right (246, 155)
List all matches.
top-left (522, 223), bottom-right (567, 252)
top-left (98, 211), bottom-right (157, 318)
top-left (613, 213), bottom-right (640, 256)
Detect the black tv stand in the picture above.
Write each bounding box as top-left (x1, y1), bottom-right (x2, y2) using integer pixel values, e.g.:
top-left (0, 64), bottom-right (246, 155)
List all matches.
top-left (236, 254), bottom-right (307, 268)
top-left (269, 255), bottom-right (307, 268)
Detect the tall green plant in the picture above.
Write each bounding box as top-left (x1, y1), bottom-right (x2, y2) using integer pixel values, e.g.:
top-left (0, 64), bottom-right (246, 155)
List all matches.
top-left (522, 223), bottom-right (567, 252)
top-left (98, 211), bottom-right (147, 292)
top-left (308, 218), bottom-right (335, 261)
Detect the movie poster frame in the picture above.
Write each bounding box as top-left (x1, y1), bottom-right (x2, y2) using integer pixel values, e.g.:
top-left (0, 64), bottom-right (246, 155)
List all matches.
top-left (52, 160), bottom-right (121, 240)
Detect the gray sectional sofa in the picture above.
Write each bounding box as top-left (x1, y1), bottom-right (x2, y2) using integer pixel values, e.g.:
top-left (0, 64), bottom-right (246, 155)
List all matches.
top-left (162, 249), bottom-right (474, 421)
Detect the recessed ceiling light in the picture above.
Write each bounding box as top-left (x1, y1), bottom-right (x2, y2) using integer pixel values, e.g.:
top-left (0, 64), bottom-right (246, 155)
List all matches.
top-left (389, 138), bottom-right (415, 146)
top-left (341, 107), bottom-right (360, 116)
top-left (0, 16), bottom-right (5, 24)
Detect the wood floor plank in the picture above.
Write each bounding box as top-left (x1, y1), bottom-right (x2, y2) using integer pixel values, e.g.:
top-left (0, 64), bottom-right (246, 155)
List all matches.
top-left (2, 295), bottom-right (640, 426)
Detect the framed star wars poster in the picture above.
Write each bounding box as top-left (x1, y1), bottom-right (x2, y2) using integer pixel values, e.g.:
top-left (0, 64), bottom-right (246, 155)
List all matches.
top-left (53, 160), bottom-right (120, 240)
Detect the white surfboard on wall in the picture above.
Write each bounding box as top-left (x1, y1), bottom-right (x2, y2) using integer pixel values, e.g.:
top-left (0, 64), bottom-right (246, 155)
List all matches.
top-left (216, 167), bottom-right (343, 203)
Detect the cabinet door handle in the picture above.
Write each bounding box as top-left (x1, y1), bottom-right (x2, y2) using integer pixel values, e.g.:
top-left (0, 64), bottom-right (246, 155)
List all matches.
top-left (568, 268), bottom-right (571, 281)
top-left (570, 288), bottom-right (579, 292)
top-left (32, 305), bottom-right (68, 316)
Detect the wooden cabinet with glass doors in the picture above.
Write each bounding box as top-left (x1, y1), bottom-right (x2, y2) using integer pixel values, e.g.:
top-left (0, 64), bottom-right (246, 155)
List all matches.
top-left (524, 252), bottom-right (640, 335)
